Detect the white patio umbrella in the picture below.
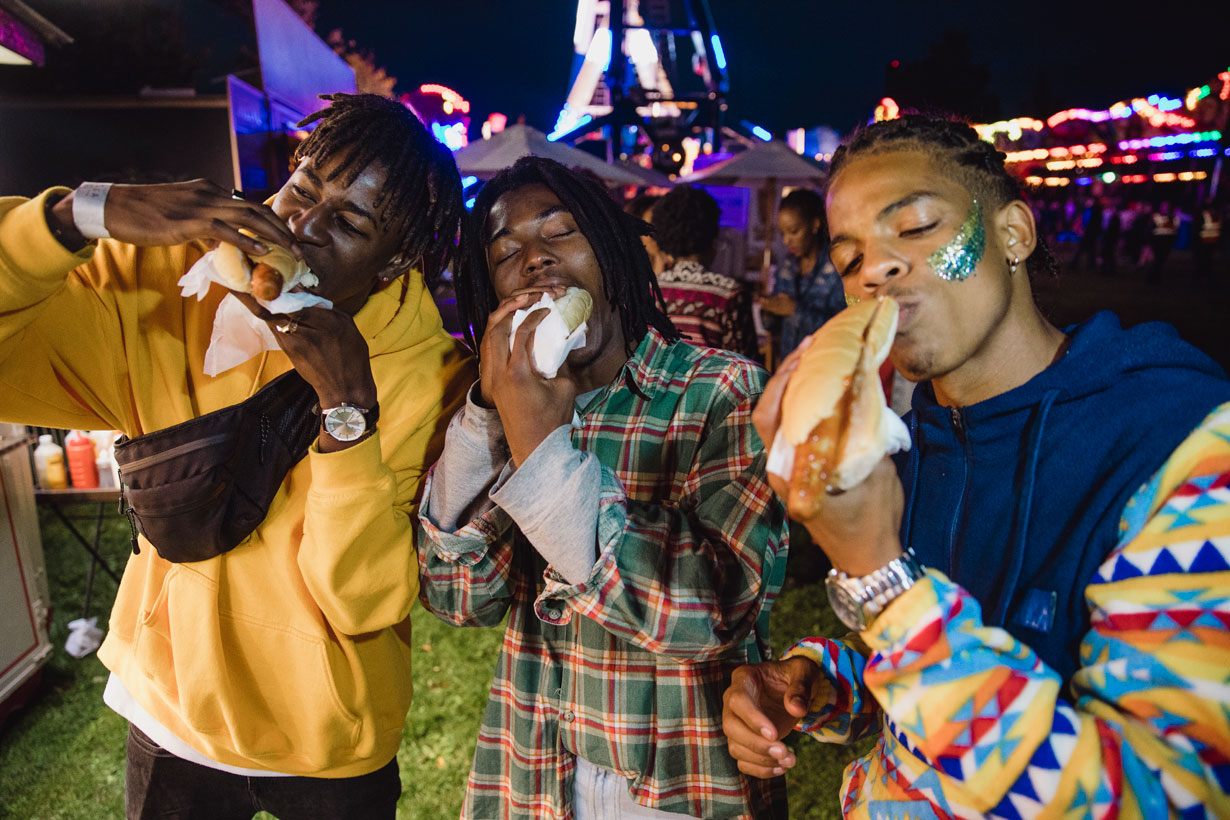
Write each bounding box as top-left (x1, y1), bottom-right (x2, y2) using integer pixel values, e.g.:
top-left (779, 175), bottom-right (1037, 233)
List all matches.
top-left (454, 124), bottom-right (650, 186)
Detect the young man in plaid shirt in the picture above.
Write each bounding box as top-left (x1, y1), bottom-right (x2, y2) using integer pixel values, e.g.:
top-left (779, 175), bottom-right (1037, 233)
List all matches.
top-left (416, 157), bottom-right (790, 820)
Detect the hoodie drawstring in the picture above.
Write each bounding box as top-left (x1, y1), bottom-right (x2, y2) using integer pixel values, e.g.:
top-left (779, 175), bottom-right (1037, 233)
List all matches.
top-left (991, 388), bottom-right (1061, 627)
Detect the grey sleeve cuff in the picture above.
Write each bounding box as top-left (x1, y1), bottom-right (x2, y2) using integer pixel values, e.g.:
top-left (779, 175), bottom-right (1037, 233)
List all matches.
top-left (422, 381), bottom-right (510, 531)
top-left (490, 425), bottom-right (600, 585)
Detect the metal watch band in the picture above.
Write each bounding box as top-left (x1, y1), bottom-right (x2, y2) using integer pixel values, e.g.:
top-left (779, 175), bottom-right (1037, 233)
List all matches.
top-left (859, 551), bottom-right (926, 620)
top-left (827, 550), bottom-right (925, 631)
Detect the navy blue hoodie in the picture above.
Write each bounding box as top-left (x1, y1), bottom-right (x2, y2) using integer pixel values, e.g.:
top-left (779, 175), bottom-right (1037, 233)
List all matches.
top-left (896, 311), bottom-right (1230, 683)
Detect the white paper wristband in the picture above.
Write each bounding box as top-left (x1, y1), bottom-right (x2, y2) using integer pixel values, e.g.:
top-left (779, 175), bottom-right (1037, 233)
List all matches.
top-left (72, 182), bottom-right (113, 239)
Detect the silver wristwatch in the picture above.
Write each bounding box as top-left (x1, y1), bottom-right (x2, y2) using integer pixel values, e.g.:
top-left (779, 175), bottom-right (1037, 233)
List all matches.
top-left (825, 550), bottom-right (926, 632)
top-left (320, 402), bottom-right (379, 442)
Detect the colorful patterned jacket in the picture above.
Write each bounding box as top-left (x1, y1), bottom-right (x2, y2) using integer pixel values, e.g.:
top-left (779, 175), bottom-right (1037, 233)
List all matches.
top-left (785, 400), bottom-right (1230, 818)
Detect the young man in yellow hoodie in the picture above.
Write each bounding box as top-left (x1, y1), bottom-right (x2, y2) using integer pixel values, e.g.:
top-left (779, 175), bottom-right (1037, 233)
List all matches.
top-left (0, 94), bottom-right (475, 819)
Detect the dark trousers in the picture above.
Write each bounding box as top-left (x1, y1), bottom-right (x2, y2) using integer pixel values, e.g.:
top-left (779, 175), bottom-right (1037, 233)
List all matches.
top-left (125, 725), bottom-right (400, 820)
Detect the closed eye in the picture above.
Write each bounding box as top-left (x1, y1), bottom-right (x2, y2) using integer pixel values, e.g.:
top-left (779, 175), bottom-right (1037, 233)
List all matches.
top-left (337, 216), bottom-right (364, 236)
top-left (901, 222), bottom-right (938, 238)
top-left (292, 184), bottom-right (316, 203)
top-left (840, 255), bottom-right (862, 278)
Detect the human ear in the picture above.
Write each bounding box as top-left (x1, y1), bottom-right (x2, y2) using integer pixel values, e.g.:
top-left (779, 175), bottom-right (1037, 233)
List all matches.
top-left (996, 200), bottom-right (1037, 272)
top-left (376, 251), bottom-right (416, 285)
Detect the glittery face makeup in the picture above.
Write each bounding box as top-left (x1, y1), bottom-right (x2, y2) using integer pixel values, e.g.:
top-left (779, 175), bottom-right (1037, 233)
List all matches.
top-left (926, 199), bottom-right (985, 281)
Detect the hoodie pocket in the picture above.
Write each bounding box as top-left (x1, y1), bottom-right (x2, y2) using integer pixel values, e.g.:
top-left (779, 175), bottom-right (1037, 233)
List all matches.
top-left (132, 568), bottom-right (363, 765)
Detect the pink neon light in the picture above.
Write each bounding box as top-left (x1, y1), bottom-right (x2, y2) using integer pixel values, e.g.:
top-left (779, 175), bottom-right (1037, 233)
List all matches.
top-left (418, 83), bottom-right (471, 114)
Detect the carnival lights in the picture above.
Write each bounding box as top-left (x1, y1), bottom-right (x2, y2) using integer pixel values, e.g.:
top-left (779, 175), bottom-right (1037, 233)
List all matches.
top-left (874, 97), bottom-right (900, 122)
top-left (1131, 99), bottom-right (1197, 129)
top-left (974, 117), bottom-right (1043, 141)
top-left (1118, 131), bottom-right (1221, 150)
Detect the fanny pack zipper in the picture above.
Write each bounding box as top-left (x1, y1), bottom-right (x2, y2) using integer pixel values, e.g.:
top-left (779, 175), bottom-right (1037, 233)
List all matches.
top-left (117, 432), bottom-right (230, 472)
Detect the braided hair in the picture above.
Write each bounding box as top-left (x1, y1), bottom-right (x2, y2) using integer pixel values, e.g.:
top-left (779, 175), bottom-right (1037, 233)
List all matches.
top-left (652, 184), bottom-right (721, 259)
top-left (457, 156), bottom-right (679, 354)
top-left (295, 93), bottom-right (464, 284)
top-left (828, 115), bottom-right (1060, 277)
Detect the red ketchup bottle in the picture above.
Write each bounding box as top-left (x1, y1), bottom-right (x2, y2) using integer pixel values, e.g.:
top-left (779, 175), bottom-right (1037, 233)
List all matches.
top-left (66, 430), bottom-right (100, 489)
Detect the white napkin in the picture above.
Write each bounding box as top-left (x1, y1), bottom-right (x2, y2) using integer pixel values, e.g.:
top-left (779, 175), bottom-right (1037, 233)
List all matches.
top-left (508, 292), bottom-right (588, 379)
top-left (178, 249), bottom-right (333, 376)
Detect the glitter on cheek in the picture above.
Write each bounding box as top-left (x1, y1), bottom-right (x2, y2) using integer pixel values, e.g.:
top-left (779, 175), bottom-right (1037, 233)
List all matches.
top-left (926, 199), bottom-right (986, 281)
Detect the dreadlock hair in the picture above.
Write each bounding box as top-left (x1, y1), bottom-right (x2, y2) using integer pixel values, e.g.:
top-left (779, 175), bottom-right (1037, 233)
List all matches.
top-left (827, 114), bottom-right (1060, 278)
top-left (457, 156), bottom-right (679, 355)
top-left (295, 93), bottom-right (464, 286)
top-left (651, 184), bottom-right (721, 259)
top-left (779, 188), bottom-right (826, 238)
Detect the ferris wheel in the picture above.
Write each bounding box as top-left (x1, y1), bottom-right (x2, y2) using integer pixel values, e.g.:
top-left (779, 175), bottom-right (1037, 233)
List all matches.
top-left (552, 0), bottom-right (734, 174)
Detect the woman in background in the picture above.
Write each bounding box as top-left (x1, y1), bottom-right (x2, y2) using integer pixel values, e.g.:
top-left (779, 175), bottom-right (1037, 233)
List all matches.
top-left (759, 188), bottom-right (846, 361)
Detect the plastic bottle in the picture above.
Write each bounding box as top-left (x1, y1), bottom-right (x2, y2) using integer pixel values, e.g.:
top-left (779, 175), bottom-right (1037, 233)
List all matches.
top-left (33, 434), bottom-right (68, 489)
top-left (66, 430), bottom-right (99, 489)
top-left (95, 447), bottom-right (118, 489)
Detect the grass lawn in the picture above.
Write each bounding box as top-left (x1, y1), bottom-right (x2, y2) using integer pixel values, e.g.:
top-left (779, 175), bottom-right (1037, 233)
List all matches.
top-left (0, 505), bottom-right (865, 819)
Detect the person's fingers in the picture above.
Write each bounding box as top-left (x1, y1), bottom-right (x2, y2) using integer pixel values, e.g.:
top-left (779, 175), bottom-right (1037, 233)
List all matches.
top-left (784, 658), bottom-right (821, 718)
top-left (487, 292), bottom-right (536, 333)
top-left (734, 758), bottom-right (787, 779)
top-left (510, 307), bottom-right (549, 366)
top-left (219, 201), bottom-right (302, 258)
top-left (180, 179), bottom-right (299, 255)
top-left (726, 740), bottom-right (792, 771)
top-left (482, 296), bottom-right (530, 363)
top-left (197, 219), bottom-right (277, 258)
top-left (724, 669), bottom-right (782, 742)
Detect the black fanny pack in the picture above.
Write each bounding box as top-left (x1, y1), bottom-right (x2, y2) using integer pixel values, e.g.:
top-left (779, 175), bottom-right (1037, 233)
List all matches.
top-left (114, 370), bottom-right (319, 563)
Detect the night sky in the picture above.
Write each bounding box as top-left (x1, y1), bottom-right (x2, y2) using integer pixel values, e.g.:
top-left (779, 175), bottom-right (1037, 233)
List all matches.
top-left (315, 0), bottom-right (1230, 138)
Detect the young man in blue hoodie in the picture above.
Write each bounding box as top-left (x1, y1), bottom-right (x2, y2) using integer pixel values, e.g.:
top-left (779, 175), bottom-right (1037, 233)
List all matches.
top-left (723, 116), bottom-right (1230, 817)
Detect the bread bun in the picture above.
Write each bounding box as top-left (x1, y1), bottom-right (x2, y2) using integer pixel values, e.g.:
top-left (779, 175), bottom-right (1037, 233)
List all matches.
top-left (555, 287), bottom-right (593, 333)
top-left (212, 237), bottom-right (316, 300)
top-left (780, 297), bottom-right (900, 517)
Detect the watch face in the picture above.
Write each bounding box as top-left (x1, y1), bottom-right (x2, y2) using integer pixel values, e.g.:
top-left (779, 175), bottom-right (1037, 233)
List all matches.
top-left (323, 405), bottom-right (367, 442)
top-left (825, 576), bottom-right (866, 632)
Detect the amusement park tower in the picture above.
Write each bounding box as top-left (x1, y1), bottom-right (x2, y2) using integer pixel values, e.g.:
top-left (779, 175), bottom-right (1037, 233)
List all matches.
top-left (551, 0), bottom-right (736, 175)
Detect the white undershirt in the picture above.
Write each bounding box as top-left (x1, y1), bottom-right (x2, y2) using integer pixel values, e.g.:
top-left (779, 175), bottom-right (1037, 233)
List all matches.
top-left (104, 673), bottom-right (291, 777)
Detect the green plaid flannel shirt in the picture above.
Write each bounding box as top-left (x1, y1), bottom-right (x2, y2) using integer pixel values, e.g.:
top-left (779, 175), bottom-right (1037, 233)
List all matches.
top-left (417, 329), bottom-right (789, 819)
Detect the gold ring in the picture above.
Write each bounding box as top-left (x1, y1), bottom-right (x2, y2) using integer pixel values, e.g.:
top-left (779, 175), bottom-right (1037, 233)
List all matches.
top-left (275, 319), bottom-right (298, 334)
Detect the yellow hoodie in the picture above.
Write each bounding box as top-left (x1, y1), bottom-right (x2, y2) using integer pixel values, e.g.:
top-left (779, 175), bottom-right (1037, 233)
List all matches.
top-left (0, 189), bottom-right (475, 777)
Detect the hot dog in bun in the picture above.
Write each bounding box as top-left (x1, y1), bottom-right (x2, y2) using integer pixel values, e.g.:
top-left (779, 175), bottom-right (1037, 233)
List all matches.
top-left (213, 240), bottom-right (318, 301)
top-left (776, 296), bottom-right (910, 519)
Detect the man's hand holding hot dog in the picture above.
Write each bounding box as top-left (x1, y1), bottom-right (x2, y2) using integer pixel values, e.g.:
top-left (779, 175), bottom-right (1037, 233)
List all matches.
top-left (478, 289), bottom-right (579, 467)
top-left (753, 302), bottom-right (906, 577)
top-left (47, 178), bottom-right (302, 259)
